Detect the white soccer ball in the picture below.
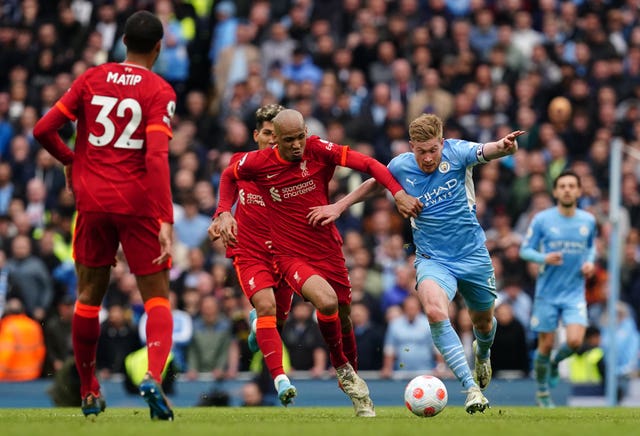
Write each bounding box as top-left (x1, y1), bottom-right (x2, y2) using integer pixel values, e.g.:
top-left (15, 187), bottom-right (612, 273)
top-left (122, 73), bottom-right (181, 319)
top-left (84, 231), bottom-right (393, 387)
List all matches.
top-left (404, 375), bottom-right (448, 417)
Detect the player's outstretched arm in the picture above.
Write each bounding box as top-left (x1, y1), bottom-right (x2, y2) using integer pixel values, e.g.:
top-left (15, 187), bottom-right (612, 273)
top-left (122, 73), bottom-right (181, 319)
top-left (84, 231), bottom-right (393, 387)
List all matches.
top-left (212, 165), bottom-right (240, 246)
top-left (481, 130), bottom-right (526, 161)
top-left (393, 190), bottom-right (423, 218)
top-left (341, 149), bottom-right (423, 217)
top-left (307, 178), bottom-right (381, 226)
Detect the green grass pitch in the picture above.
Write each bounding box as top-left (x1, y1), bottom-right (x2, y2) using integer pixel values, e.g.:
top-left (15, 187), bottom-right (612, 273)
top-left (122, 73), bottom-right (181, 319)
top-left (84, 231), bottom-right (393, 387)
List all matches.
top-left (2, 407), bottom-right (639, 436)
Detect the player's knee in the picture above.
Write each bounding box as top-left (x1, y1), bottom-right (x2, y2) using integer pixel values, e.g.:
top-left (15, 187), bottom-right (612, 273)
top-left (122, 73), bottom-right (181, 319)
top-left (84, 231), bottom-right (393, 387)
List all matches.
top-left (424, 305), bottom-right (447, 322)
top-left (253, 298), bottom-right (276, 316)
top-left (315, 295), bottom-right (338, 316)
top-left (567, 338), bottom-right (583, 351)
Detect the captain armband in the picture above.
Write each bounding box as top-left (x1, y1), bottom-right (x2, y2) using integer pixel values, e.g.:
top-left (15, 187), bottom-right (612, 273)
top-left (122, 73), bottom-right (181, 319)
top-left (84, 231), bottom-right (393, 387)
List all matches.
top-left (476, 144), bottom-right (488, 163)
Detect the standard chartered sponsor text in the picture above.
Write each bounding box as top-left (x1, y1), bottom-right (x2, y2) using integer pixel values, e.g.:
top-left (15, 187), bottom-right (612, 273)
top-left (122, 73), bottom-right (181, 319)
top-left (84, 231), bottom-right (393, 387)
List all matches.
top-left (281, 180), bottom-right (316, 198)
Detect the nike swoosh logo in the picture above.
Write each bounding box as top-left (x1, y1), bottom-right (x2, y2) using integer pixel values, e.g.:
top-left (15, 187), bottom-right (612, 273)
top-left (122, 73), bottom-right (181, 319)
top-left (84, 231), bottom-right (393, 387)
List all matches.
top-left (266, 174), bottom-right (278, 179)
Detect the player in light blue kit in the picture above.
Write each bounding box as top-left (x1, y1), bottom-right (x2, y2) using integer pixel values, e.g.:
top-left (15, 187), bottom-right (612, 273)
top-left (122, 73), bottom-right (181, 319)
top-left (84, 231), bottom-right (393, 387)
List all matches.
top-left (308, 114), bottom-right (525, 414)
top-left (519, 170), bottom-right (596, 408)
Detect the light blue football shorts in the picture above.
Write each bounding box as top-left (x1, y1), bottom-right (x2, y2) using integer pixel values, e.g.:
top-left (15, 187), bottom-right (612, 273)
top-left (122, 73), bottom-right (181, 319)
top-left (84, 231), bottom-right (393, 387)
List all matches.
top-left (414, 246), bottom-right (497, 311)
top-left (530, 298), bottom-right (588, 332)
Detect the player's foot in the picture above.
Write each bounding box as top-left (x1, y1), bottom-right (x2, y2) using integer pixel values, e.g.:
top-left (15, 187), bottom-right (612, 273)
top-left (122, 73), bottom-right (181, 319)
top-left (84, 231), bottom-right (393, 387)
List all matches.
top-left (536, 390), bottom-right (556, 408)
top-left (276, 378), bottom-right (297, 406)
top-left (81, 392), bottom-right (106, 417)
top-left (139, 372), bottom-right (174, 421)
top-left (473, 340), bottom-right (492, 390)
top-left (248, 309), bottom-right (259, 353)
top-left (336, 363), bottom-right (376, 417)
top-left (549, 360), bottom-right (560, 388)
top-left (464, 386), bottom-right (490, 414)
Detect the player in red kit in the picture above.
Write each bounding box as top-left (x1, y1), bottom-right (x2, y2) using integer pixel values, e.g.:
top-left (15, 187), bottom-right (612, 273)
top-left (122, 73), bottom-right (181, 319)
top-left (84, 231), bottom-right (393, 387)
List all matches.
top-left (214, 109), bottom-right (422, 416)
top-left (208, 104), bottom-right (297, 406)
top-left (33, 11), bottom-right (175, 421)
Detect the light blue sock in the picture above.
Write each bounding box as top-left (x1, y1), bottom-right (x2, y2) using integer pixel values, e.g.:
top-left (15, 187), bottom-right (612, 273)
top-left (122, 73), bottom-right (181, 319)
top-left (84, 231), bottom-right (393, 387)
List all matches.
top-left (551, 343), bottom-right (575, 365)
top-left (473, 317), bottom-right (497, 360)
top-left (534, 350), bottom-right (550, 392)
top-left (430, 319), bottom-right (476, 390)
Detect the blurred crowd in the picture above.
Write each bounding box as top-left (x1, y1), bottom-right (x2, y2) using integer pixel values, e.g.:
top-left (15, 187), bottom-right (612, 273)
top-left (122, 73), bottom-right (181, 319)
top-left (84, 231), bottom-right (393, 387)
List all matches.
top-left (1, 0), bottom-right (640, 397)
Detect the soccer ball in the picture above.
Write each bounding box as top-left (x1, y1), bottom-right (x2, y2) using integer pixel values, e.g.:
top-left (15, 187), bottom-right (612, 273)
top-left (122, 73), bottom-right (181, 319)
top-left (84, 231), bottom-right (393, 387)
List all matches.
top-left (404, 375), bottom-right (448, 417)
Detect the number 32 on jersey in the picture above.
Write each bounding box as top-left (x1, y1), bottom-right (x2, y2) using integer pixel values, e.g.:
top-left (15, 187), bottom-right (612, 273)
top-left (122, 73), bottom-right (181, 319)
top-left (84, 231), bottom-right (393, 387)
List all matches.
top-left (89, 95), bottom-right (143, 149)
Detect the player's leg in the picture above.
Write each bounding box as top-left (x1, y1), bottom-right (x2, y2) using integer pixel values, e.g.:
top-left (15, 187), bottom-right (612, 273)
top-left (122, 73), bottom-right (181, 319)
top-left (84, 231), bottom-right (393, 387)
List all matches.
top-left (120, 215), bottom-right (173, 420)
top-left (534, 331), bottom-right (556, 407)
top-left (469, 306), bottom-right (496, 391)
top-left (72, 211), bottom-right (118, 417)
top-left (251, 287), bottom-right (296, 406)
top-left (338, 303), bottom-right (358, 370)
top-left (457, 247), bottom-right (498, 390)
top-left (414, 257), bottom-right (488, 414)
top-left (74, 263), bottom-right (110, 416)
top-left (549, 301), bottom-right (588, 387)
top-left (531, 299), bottom-right (560, 407)
top-left (136, 271), bottom-right (174, 420)
top-left (298, 272), bottom-right (374, 417)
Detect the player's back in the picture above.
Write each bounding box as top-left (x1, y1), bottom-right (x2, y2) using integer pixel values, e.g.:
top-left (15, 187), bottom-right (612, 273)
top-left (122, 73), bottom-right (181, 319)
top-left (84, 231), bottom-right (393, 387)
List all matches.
top-left (60, 62), bottom-right (175, 216)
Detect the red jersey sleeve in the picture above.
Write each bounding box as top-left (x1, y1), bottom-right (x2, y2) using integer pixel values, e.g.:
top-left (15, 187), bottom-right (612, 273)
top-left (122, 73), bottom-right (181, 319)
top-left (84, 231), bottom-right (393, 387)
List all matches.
top-left (144, 83), bottom-right (176, 223)
top-left (309, 136), bottom-right (403, 195)
top-left (343, 148), bottom-right (403, 195)
top-left (33, 106), bottom-right (75, 165)
top-left (213, 153), bottom-right (244, 217)
top-left (33, 72), bottom-right (90, 165)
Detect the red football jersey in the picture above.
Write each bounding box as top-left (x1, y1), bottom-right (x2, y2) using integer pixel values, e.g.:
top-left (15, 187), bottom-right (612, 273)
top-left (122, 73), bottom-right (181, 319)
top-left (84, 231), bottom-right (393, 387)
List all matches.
top-left (226, 151), bottom-right (273, 259)
top-left (55, 62), bottom-right (176, 218)
top-left (231, 136), bottom-right (350, 260)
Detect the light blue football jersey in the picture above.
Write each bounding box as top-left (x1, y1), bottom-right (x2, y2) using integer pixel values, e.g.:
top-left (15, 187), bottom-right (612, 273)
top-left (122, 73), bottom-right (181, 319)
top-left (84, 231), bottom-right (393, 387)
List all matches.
top-left (520, 207), bottom-right (597, 302)
top-left (387, 139), bottom-right (486, 262)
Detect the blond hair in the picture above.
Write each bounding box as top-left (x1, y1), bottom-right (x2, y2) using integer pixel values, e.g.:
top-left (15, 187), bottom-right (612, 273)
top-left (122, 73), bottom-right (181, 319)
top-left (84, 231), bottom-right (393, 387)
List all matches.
top-left (408, 114), bottom-right (443, 142)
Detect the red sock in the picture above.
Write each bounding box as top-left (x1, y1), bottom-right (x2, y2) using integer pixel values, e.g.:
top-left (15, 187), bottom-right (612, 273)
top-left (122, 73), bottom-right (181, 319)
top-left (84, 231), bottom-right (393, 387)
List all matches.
top-left (256, 315), bottom-right (285, 379)
top-left (316, 311), bottom-right (348, 368)
top-left (72, 302), bottom-right (101, 398)
top-left (342, 328), bottom-right (358, 371)
top-left (144, 298), bottom-right (173, 383)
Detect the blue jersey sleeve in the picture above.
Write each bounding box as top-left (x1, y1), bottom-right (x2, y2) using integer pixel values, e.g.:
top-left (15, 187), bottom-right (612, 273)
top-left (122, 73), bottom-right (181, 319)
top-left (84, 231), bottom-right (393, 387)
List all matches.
top-left (520, 214), bottom-right (546, 264)
top-left (446, 139), bottom-right (483, 167)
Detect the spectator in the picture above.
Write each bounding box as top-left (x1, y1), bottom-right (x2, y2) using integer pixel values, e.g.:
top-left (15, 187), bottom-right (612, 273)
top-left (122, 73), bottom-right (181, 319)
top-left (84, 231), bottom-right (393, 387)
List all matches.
top-left (174, 195), bottom-right (212, 249)
top-left (186, 295), bottom-right (234, 380)
top-left (491, 301), bottom-right (530, 378)
top-left (96, 303), bottom-right (142, 378)
top-left (6, 234), bottom-right (54, 321)
top-left (0, 297), bottom-right (45, 381)
top-left (42, 294), bottom-right (74, 376)
top-left (281, 299), bottom-right (327, 378)
top-left (381, 295), bottom-right (435, 378)
top-left (351, 301), bottom-right (384, 371)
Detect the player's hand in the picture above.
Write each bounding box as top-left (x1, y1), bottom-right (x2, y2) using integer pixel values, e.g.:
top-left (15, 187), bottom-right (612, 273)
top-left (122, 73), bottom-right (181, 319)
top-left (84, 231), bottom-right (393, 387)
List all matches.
top-left (544, 252), bottom-right (563, 265)
top-left (581, 261), bottom-right (595, 278)
top-left (208, 219), bottom-right (221, 242)
top-left (500, 130), bottom-right (526, 153)
top-left (64, 164), bottom-right (73, 194)
top-left (307, 204), bottom-right (342, 226)
top-left (153, 222), bottom-right (173, 265)
top-left (216, 211), bottom-right (238, 247)
top-left (394, 190), bottom-right (423, 218)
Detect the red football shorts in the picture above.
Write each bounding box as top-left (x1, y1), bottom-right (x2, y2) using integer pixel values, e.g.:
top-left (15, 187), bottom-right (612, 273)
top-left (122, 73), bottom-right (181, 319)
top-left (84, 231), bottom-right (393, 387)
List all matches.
top-left (232, 255), bottom-right (293, 321)
top-left (73, 211), bottom-right (170, 275)
top-left (276, 254), bottom-right (352, 306)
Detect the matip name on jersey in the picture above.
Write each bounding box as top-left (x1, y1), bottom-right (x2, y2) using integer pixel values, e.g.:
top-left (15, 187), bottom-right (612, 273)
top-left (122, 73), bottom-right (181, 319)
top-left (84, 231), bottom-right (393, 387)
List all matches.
top-left (106, 72), bottom-right (143, 86)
